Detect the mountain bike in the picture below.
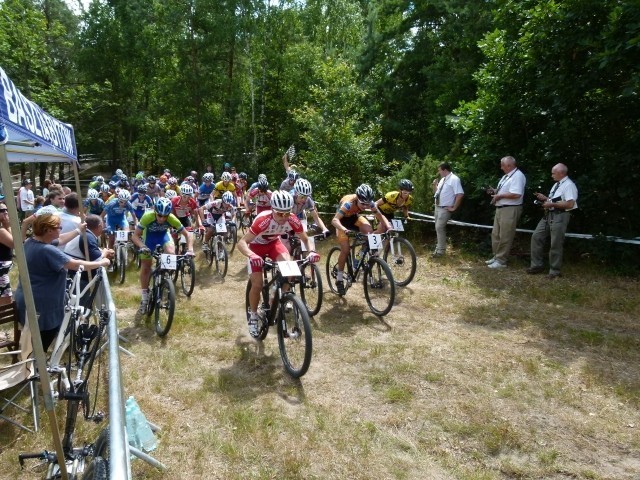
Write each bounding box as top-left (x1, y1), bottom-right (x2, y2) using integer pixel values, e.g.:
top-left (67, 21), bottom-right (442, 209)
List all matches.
top-left (143, 246), bottom-right (177, 337)
top-left (224, 218), bottom-right (238, 254)
top-left (203, 221), bottom-right (229, 277)
top-left (239, 205), bottom-right (255, 234)
top-left (325, 231), bottom-right (396, 316)
top-left (245, 258), bottom-right (313, 378)
top-left (382, 220), bottom-right (417, 287)
top-left (19, 268), bottom-right (110, 479)
top-left (288, 227), bottom-right (329, 317)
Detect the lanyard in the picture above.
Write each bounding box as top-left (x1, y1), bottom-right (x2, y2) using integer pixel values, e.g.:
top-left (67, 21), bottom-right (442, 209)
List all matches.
top-left (497, 168), bottom-right (518, 193)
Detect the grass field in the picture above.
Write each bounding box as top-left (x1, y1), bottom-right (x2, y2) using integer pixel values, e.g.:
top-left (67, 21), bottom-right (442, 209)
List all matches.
top-left (1, 234), bottom-right (639, 480)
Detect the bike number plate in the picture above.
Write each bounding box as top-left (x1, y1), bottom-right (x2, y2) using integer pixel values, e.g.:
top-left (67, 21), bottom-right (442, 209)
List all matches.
top-left (278, 261), bottom-right (302, 277)
top-left (367, 233), bottom-right (383, 250)
top-left (391, 219), bottom-right (404, 231)
top-left (116, 230), bottom-right (128, 242)
top-left (161, 254), bottom-right (177, 270)
top-left (215, 218), bottom-right (227, 233)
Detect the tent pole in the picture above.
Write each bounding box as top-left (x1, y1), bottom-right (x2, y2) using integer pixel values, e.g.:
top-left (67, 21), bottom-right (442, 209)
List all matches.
top-left (0, 149), bottom-right (69, 480)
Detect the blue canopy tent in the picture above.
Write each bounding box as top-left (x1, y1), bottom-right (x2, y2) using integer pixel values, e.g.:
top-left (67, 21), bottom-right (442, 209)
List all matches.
top-left (0, 66), bottom-right (130, 479)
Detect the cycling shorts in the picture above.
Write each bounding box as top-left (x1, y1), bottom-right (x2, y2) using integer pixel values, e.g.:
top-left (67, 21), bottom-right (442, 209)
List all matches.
top-left (139, 232), bottom-right (173, 260)
top-left (106, 218), bottom-right (128, 235)
top-left (247, 240), bottom-right (289, 273)
top-left (177, 215), bottom-right (192, 228)
top-left (336, 215), bottom-right (371, 241)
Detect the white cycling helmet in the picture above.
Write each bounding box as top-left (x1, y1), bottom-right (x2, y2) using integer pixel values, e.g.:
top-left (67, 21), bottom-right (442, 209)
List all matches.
top-left (203, 172), bottom-right (214, 182)
top-left (115, 169), bottom-right (123, 176)
top-left (164, 189), bottom-right (178, 199)
top-left (221, 191), bottom-right (234, 204)
top-left (100, 183), bottom-right (110, 193)
top-left (87, 188), bottom-right (99, 200)
top-left (95, 176), bottom-right (104, 183)
top-left (294, 178), bottom-right (312, 196)
top-left (270, 190), bottom-right (293, 212)
top-left (258, 174), bottom-right (267, 183)
top-left (221, 171), bottom-right (232, 182)
top-left (180, 184), bottom-right (194, 196)
top-left (117, 189), bottom-right (131, 201)
top-left (168, 176), bottom-right (177, 185)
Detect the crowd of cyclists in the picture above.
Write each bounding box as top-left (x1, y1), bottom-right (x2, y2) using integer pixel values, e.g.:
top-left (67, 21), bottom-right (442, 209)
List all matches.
top-left (11, 151), bottom-right (415, 342)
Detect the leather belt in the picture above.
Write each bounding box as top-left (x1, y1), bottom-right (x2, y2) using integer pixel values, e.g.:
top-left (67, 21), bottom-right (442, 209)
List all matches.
top-left (437, 205), bottom-right (453, 208)
top-left (496, 204), bottom-right (522, 208)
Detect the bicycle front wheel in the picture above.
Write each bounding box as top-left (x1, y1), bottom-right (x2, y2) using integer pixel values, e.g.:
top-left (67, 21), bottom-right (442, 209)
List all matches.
top-left (277, 293), bottom-right (312, 378)
top-left (383, 237), bottom-right (417, 287)
top-left (205, 236), bottom-right (214, 267)
top-left (117, 245), bottom-right (126, 284)
top-left (214, 238), bottom-right (228, 277)
top-left (300, 262), bottom-right (323, 316)
top-left (155, 276), bottom-right (176, 337)
top-left (325, 246), bottom-right (342, 294)
top-left (363, 257), bottom-right (396, 316)
top-left (180, 257), bottom-right (196, 296)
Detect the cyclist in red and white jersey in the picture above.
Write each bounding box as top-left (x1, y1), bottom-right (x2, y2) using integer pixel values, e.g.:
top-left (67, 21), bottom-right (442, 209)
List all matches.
top-left (247, 179), bottom-right (272, 214)
top-left (237, 190), bottom-right (319, 337)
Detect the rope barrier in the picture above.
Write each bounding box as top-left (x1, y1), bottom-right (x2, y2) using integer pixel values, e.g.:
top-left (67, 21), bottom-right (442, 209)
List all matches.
top-left (316, 209), bottom-right (640, 246)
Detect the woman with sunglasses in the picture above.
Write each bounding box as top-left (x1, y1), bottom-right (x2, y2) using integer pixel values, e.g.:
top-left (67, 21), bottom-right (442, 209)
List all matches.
top-left (14, 213), bottom-right (110, 351)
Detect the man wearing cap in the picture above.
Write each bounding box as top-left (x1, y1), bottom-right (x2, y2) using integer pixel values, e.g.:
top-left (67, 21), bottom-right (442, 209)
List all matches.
top-left (18, 179), bottom-right (35, 220)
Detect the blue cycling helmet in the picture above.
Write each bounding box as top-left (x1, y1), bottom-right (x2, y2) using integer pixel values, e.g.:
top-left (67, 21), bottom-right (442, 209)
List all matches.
top-left (155, 197), bottom-right (173, 216)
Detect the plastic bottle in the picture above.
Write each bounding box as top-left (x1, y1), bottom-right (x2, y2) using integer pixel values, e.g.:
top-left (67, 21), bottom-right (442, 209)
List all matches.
top-left (125, 396), bottom-right (157, 452)
top-left (124, 396), bottom-right (141, 450)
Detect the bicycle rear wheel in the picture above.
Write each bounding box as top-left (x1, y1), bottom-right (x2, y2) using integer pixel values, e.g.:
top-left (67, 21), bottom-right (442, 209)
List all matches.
top-left (300, 262), bottom-right (323, 316)
top-left (85, 427), bottom-right (110, 479)
top-left (213, 238), bottom-right (228, 277)
top-left (180, 257), bottom-right (196, 296)
top-left (325, 246), bottom-right (342, 294)
top-left (155, 276), bottom-right (176, 337)
top-left (245, 279), bottom-right (268, 340)
top-left (363, 257), bottom-right (396, 316)
top-left (383, 237), bottom-right (417, 287)
top-left (277, 293), bottom-right (312, 378)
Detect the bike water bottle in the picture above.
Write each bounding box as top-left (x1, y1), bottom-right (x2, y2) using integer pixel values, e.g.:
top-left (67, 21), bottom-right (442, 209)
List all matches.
top-left (353, 250), bottom-right (364, 269)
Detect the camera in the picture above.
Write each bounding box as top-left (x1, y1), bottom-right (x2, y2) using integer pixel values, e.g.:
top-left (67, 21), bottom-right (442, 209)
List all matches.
top-left (533, 200), bottom-right (542, 205)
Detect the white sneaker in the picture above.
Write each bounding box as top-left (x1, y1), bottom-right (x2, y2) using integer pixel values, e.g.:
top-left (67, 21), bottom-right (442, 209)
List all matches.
top-left (248, 315), bottom-right (259, 337)
top-left (138, 300), bottom-right (148, 313)
top-left (484, 257), bottom-right (496, 264)
top-left (487, 261), bottom-right (507, 269)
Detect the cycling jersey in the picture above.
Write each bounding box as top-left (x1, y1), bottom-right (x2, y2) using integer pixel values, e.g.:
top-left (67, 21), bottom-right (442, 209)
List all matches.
top-left (198, 182), bottom-right (215, 204)
top-left (103, 198), bottom-right (135, 231)
top-left (378, 191), bottom-right (413, 215)
top-left (165, 184), bottom-right (181, 195)
top-left (279, 179), bottom-right (296, 192)
top-left (136, 210), bottom-right (184, 250)
top-left (130, 194), bottom-right (153, 220)
top-left (171, 196), bottom-right (198, 218)
top-left (249, 210), bottom-right (303, 245)
top-left (84, 198), bottom-right (105, 215)
top-left (145, 183), bottom-right (163, 198)
top-left (291, 192), bottom-right (316, 219)
top-left (247, 188), bottom-right (272, 213)
top-left (214, 181), bottom-right (236, 197)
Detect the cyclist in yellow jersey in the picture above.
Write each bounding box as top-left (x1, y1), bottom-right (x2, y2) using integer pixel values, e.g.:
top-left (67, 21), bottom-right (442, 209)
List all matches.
top-left (374, 179), bottom-right (414, 232)
top-left (212, 171), bottom-right (236, 199)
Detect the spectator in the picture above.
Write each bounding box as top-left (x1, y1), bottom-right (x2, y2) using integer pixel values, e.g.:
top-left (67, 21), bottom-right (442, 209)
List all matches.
top-left (485, 156), bottom-right (526, 269)
top-left (527, 163), bottom-right (578, 279)
top-left (58, 193), bottom-right (83, 249)
top-left (0, 202), bottom-right (14, 306)
top-left (18, 179), bottom-right (35, 220)
top-left (431, 163), bottom-right (464, 257)
top-left (42, 179), bottom-right (52, 198)
top-left (14, 213), bottom-right (109, 351)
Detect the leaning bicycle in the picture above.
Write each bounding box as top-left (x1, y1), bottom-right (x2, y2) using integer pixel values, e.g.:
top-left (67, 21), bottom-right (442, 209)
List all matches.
top-left (326, 231), bottom-right (396, 316)
top-left (245, 258), bottom-right (313, 378)
top-left (19, 268), bottom-right (110, 479)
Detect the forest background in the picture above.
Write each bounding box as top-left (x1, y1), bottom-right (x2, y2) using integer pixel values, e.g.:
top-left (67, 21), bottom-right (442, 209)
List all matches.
top-left (1, 0), bottom-right (639, 266)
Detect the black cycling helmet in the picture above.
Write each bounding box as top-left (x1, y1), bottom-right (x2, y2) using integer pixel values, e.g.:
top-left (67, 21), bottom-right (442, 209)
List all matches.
top-left (257, 179), bottom-right (269, 192)
top-left (398, 179), bottom-right (414, 192)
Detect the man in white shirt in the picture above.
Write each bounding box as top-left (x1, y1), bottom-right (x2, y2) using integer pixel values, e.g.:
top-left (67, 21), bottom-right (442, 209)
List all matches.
top-left (485, 156), bottom-right (526, 268)
top-left (58, 193), bottom-right (82, 251)
top-left (527, 163), bottom-right (578, 279)
top-left (18, 179), bottom-right (35, 220)
top-left (431, 162), bottom-right (464, 257)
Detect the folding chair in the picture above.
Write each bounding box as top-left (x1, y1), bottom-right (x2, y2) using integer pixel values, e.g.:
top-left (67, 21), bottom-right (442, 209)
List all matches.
top-left (0, 317), bottom-right (40, 433)
top-left (0, 301), bottom-right (21, 363)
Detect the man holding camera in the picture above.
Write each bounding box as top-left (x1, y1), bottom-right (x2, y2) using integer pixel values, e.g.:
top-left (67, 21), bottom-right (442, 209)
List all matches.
top-left (485, 156), bottom-right (526, 269)
top-left (527, 163), bottom-right (578, 279)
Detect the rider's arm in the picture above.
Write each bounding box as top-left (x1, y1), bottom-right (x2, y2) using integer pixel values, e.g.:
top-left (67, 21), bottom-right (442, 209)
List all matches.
top-left (374, 207), bottom-right (393, 231)
top-left (237, 231), bottom-right (258, 258)
top-left (283, 152), bottom-right (291, 173)
top-left (331, 211), bottom-right (348, 234)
